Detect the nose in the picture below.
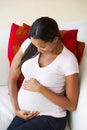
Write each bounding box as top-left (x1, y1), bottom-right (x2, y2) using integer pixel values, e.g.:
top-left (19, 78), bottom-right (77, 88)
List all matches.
top-left (37, 47), bottom-right (41, 52)
top-left (37, 47), bottom-right (44, 53)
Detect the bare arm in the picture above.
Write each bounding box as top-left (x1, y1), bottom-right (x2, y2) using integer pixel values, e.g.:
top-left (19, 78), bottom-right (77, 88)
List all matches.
top-left (40, 73), bottom-right (79, 111)
top-left (8, 47), bottom-right (23, 112)
top-left (8, 47), bottom-right (39, 120)
top-left (23, 73), bottom-right (79, 111)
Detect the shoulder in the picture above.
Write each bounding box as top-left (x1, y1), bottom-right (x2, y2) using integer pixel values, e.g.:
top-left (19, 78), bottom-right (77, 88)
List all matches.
top-left (21, 38), bottom-right (31, 53)
top-left (61, 46), bottom-right (77, 62)
top-left (60, 46), bottom-right (79, 75)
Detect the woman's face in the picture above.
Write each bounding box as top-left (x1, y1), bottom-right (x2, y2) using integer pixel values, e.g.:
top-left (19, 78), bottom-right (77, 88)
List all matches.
top-left (30, 37), bottom-right (58, 54)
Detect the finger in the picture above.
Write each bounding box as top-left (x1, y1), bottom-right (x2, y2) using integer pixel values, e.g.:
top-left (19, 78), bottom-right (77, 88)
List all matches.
top-left (26, 111), bottom-right (39, 119)
top-left (23, 86), bottom-right (31, 90)
top-left (22, 110), bottom-right (30, 115)
top-left (29, 111), bottom-right (39, 118)
top-left (23, 111), bottom-right (40, 120)
top-left (30, 78), bottom-right (34, 81)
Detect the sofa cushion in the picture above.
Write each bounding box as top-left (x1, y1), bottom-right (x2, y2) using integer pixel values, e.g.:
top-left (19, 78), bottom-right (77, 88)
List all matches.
top-left (7, 22), bottom-right (85, 90)
top-left (0, 86), bottom-right (15, 130)
top-left (8, 23), bottom-right (30, 65)
top-left (60, 30), bottom-right (85, 64)
top-left (70, 48), bottom-right (87, 130)
top-left (76, 41), bottom-right (85, 64)
top-left (60, 29), bottom-right (78, 52)
top-left (8, 23), bottom-right (30, 89)
top-left (0, 29), bottom-right (10, 86)
top-left (1, 21), bottom-right (87, 130)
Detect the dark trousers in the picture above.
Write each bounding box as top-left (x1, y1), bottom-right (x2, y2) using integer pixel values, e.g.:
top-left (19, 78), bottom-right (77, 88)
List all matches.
top-left (7, 115), bottom-right (67, 130)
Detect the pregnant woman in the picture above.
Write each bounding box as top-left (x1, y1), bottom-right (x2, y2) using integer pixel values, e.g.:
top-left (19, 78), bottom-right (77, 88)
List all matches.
top-left (7, 17), bottom-right (79, 130)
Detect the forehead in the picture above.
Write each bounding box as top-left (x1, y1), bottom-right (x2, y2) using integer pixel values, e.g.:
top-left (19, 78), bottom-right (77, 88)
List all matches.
top-left (31, 37), bottom-right (46, 46)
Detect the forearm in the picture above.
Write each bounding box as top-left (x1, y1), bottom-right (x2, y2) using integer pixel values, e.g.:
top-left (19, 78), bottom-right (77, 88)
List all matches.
top-left (8, 81), bottom-right (20, 112)
top-left (23, 76), bottom-right (78, 112)
top-left (39, 85), bottom-right (76, 111)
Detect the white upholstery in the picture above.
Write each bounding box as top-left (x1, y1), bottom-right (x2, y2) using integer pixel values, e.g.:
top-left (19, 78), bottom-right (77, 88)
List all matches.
top-left (0, 87), bottom-right (15, 130)
top-left (0, 28), bottom-right (10, 85)
top-left (70, 49), bottom-right (87, 130)
top-left (0, 21), bottom-right (87, 130)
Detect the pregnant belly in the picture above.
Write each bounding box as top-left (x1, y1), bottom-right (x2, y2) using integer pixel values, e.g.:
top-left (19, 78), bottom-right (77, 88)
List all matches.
top-left (18, 87), bottom-right (58, 112)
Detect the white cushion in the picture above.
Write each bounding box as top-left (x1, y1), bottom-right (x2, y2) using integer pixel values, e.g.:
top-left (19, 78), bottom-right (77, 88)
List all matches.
top-left (0, 21), bottom-right (87, 130)
top-left (59, 21), bottom-right (87, 45)
top-left (0, 21), bottom-right (87, 86)
top-left (70, 48), bottom-right (87, 130)
top-left (0, 86), bottom-right (15, 130)
top-left (0, 29), bottom-right (10, 86)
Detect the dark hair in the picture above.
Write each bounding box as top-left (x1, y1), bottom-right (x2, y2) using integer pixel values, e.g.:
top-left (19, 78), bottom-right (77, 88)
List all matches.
top-left (29, 17), bottom-right (60, 42)
top-left (20, 17), bottom-right (61, 66)
top-left (20, 43), bottom-right (38, 66)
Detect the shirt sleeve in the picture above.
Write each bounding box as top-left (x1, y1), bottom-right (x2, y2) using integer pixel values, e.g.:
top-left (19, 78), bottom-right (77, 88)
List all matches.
top-left (64, 55), bottom-right (79, 76)
top-left (62, 48), bottom-right (79, 76)
top-left (21, 38), bottom-right (31, 53)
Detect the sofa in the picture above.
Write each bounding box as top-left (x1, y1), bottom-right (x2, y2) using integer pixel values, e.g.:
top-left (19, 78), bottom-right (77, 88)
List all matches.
top-left (0, 20), bottom-right (87, 130)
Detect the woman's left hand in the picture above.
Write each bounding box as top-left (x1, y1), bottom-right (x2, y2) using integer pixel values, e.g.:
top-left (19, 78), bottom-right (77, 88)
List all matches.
top-left (23, 78), bottom-right (41, 92)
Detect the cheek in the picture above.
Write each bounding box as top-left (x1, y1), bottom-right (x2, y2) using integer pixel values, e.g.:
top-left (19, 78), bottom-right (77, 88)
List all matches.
top-left (46, 46), bottom-right (53, 52)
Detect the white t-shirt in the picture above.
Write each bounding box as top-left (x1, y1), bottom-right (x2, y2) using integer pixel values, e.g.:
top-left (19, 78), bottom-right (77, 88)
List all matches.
top-left (18, 38), bottom-right (79, 117)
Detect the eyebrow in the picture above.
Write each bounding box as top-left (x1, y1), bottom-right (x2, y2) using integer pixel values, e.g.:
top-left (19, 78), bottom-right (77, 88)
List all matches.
top-left (39, 45), bottom-right (46, 48)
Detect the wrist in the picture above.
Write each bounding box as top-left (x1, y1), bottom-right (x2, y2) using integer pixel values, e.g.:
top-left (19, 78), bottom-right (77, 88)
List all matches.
top-left (14, 107), bottom-right (20, 114)
top-left (38, 83), bottom-right (45, 93)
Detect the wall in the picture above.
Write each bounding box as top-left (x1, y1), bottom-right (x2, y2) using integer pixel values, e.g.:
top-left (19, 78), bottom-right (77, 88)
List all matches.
top-left (0, 0), bottom-right (87, 28)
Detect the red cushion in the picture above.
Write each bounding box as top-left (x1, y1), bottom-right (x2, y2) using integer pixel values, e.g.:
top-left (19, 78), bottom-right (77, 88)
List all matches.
top-left (60, 29), bottom-right (78, 53)
top-left (60, 29), bottom-right (85, 64)
top-left (8, 23), bottom-right (30, 65)
top-left (8, 23), bottom-right (30, 90)
top-left (76, 41), bottom-right (85, 64)
top-left (8, 24), bottom-right (85, 90)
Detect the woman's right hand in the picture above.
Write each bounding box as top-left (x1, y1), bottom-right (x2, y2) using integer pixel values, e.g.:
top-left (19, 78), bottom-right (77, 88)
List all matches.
top-left (15, 109), bottom-right (40, 120)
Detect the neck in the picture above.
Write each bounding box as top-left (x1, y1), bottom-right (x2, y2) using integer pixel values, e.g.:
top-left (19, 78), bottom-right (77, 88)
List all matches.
top-left (53, 40), bottom-right (63, 55)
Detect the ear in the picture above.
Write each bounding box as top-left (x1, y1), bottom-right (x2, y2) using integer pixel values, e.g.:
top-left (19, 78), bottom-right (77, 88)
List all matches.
top-left (53, 36), bottom-right (59, 42)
